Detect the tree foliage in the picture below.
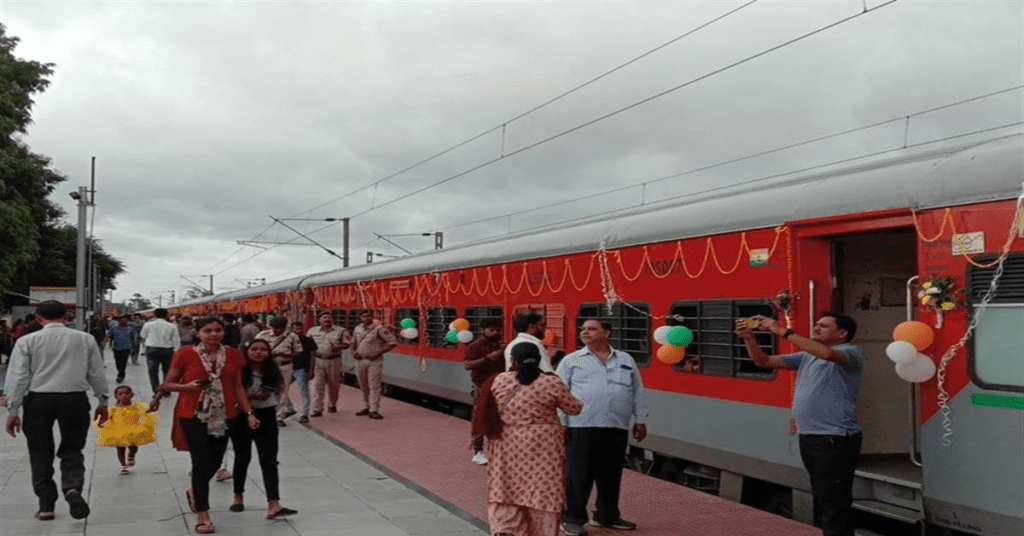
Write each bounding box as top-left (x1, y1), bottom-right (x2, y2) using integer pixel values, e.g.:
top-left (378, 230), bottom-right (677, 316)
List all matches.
top-left (0, 23), bottom-right (125, 306)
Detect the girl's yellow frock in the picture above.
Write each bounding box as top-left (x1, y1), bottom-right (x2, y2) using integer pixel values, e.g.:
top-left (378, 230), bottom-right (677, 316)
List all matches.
top-left (93, 402), bottom-right (159, 447)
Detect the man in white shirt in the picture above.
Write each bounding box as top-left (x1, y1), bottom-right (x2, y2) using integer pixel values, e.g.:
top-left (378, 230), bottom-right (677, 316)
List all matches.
top-left (4, 300), bottom-right (109, 521)
top-left (138, 308), bottom-right (180, 397)
top-left (503, 312), bottom-right (553, 373)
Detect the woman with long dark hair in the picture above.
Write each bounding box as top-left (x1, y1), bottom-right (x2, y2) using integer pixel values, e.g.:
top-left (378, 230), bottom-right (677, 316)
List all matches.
top-left (227, 339), bottom-right (297, 518)
top-left (482, 343), bottom-right (583, 536)
top-left (151, 316), bottom-right (257, 534)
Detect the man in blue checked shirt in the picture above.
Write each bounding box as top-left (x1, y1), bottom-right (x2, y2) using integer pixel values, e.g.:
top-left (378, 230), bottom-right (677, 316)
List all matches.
top-left (556, 319), bottom-right (648, 535)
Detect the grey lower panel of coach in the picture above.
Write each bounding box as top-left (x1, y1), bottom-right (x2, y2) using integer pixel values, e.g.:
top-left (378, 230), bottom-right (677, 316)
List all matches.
top-left (380, 353), bottom-right (809, 491)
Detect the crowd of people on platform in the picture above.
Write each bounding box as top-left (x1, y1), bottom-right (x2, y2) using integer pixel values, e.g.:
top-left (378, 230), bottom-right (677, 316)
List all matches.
top-left (1, 300), bottom-right (862, 536)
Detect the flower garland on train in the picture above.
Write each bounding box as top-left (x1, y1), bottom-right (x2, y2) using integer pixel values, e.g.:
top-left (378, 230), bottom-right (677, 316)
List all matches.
top-left (311, 226), bottom-right (790, 313)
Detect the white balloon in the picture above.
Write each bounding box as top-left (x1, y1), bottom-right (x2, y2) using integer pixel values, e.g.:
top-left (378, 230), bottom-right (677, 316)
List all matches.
top-left (653, 326), bottom-right (672, 346)
top-left (456, 330), bottom-right (474, 344)
top-left (895, 354), bottom-right (936, 383)
top-left (885, 341), bottom-right (918, 364)
top-left (448, 322), bottom-right (456, 332)
top-left (401, 327), bottom-right (419, 340)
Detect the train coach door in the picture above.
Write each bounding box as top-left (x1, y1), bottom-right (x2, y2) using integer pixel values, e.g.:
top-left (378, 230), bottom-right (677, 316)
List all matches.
top-left (795, 212), bottom-right (925, 525)
top-left (831, 230), bottom-right (918, 457)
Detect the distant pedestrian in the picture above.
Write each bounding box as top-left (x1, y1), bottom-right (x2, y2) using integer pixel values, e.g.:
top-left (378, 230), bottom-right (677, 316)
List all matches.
top-left (227, 339), bottom-right (298, 519)
top-left (557, 319), bottom-right (648, 535)
top-left (178, 315), bottom-right (197, 346)
top-left (290, 321), bottom-right (320, 423)
top-left (351, 310), bottom-right (396, 420)
top-left (94, 384), bottom-right (158, 475)
top-left (150, 316), bottom-right (258, 535)
top-left (478, 343), bottom-right (583, 536)
top-left (307, 311), bottom-right (349, 418)
top-left (139, 308), bottom-right (180, 397)
top-left (221, 313), bottom-right (241, 348)
top-left (129, 314), bottom-right (143, 365)
top-left (239, 314), bottom-right (260, 348)
top-left (4, 300), bottom-right (110, 521)
top-left (504, 312), bottom-right (553, 372)
top-left (463, 317), bottom-right (505, 465)
top-left (255, 317), bottom-right (301, 426)
top-left (107, 315), bottom-right (137, 383)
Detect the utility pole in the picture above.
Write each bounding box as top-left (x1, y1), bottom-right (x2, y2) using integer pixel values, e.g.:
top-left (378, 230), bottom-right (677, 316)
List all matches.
top-left (343, 217), bottom-right (350, 267)
top-left (73, 185), bottom-right (91, 330)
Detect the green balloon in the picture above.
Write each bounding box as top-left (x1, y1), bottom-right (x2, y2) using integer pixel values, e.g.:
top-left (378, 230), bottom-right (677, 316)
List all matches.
top-left (666, 325), bottom-right (693, 347)
top-left (445, 330), bottom-right (459, 343)
top-left (400, 318), bottom-right (416, 329)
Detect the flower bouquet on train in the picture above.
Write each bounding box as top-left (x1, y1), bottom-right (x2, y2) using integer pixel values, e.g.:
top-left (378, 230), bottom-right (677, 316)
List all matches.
top-left (915, 275), bottom-right (966, 328)
top-left (765, 288), bottom-right (794, 328)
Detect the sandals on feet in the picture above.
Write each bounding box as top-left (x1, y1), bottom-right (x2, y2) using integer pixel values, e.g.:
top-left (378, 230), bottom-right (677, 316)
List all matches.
top-left (120, 466), bottom-right (130, 475)
top-left (35, 510), bottom-right (55, 521)
top-left (266, 506), bottom-right (297, 519)
top-left (214, 469), bottom-right (232, 482)
top-left (126, 453), bottom-right (136, 467)
top-left (195, 520), bottom-right (216, 534)
top-left (185, 486), bottom-right (197, 513)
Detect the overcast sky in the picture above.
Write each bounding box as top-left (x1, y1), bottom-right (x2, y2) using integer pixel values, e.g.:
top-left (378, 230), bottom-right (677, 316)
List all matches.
top-left (3, 0), bottom-right (1022, 306)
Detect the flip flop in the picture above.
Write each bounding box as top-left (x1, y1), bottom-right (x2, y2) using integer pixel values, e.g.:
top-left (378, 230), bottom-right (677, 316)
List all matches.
top-left (195, 520), bottom-right (216, 534)
top-left (65, 489), bottom-right (90, 520)
top-left (185, 487), bottom-right (197, 513)
top-left (266, 506), bottom-right (297, 519)
top-left (35, 510), bottom-right (55, 521)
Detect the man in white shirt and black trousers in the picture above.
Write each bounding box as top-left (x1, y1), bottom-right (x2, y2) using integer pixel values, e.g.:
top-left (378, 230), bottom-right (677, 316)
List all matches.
top-left (4, 300), bottom-right (110, 521)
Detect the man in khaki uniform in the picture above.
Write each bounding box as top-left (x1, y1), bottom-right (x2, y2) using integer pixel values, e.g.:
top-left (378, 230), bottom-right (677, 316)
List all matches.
top-left (351, 310), bottom-right (396, 420)
top-left (306, 312), bottom-right (350, 418)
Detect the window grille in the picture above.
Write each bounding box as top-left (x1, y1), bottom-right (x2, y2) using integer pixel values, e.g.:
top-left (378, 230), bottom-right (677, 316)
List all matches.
top-left (576, 302), bottom-right (651, 366)
top-left (668, 300), bottom-right (775, 378)
top-left (426, 307), bottom-right (459, 348)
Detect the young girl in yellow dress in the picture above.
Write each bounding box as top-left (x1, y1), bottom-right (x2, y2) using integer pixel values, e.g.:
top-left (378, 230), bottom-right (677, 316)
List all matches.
top-left (94, 385), bottom-right (159, 474)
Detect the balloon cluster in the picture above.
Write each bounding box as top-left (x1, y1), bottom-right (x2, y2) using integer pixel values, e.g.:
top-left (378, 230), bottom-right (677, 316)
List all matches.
top-left (886, 321), bottom-right (936, 383)
top-left (399, 318), bottom-right (419, 340)
top-left (445, 318), bottom-right (474, 344)
top-left (653, 325), bottom-right (694, 364)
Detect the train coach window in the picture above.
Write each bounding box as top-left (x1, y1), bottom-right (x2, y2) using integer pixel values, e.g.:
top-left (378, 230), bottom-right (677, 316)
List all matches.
top-left (395, 307), bottom-right (420, 344)
top-left (347, 308), bottom-right (386, 333)
top-left (513, 303), bottom-right (566, 350)
top-left (576, 302), bottom-right (650, 366)
top-left (668, 300), bottom-right (775, 378)
top-left (968, 253), bottom-right (1024, 392)
top-left (426, 306), bottom-right (459, 348)
top-left (330, 309), bottom-right (346, 330)
top-left (464, 305), bottom-right (503, 336)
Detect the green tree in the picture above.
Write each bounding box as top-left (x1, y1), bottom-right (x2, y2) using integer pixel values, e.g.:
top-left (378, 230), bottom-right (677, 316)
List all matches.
top-left (0, 23), bottom-right (126, 307)
top-left (0, 23), bottom-right (64, 296)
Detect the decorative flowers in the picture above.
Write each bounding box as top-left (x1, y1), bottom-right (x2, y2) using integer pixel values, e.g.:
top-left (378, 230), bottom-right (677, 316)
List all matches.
top-left (915, 275), bottom-right (966, 328)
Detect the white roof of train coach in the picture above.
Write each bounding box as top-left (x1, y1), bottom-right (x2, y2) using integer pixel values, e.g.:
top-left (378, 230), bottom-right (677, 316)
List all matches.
top-left (301, 132), bottom-right (1023, 290)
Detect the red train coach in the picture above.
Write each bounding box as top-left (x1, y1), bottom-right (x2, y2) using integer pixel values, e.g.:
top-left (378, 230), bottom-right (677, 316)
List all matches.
top-left (174, 132), bottom-right (1024, 535)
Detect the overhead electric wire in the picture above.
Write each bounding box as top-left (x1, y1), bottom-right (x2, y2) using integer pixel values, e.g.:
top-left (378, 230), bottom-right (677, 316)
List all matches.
top-left (185, 1), bottom-right (760, 282)
top-left (460, 122), bottom-right (1024, 245)
top-left (188, 0), bottom-right (901, 281)
top-left (347, 0), bottom-right (898, 219)
top-left (289, 0), bottom-right (759, 219)
top-left (436, 85), bottom-right (1024, 232)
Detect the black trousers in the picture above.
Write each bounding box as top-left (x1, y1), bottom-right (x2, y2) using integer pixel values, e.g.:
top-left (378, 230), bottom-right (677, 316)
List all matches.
top-left (113, 349), bottom-right (131, 380)
top-left (146, 347), bottom-right (174, 393)
top-left (799, 432), bottom-right (862, 536)
top-left (179, 418), bottom-right (230, 512)
top-left (564, 427), bottom-right (629, 525)
top-left (22, 392), bottom-right (91, 510)
top-left (229, 407), bottom-right (280, 501)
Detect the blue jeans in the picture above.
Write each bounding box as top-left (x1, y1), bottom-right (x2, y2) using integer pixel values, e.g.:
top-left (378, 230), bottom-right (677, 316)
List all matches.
top-left (293, 368), bottom-right (311, 417)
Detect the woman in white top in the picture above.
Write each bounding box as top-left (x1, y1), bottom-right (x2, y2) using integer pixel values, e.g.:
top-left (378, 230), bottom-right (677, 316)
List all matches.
top-left (227, 339), bottom-right (297, 519)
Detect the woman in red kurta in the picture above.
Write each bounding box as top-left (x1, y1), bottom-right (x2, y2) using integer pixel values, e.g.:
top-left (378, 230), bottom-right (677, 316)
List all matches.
top-left (486, 344), bottom-right (583, 536)
top-left (151, 316), bottom-right (257, 534)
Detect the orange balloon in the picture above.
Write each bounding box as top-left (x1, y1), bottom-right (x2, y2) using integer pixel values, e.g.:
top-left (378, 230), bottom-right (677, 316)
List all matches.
top-left (656, 345), bottom-right (686, 365)
top-left (542, 329), bottom-right (555, 345)
top-left (892, 321), bottom-right (934, 351)
top-left (452, 318), bottom-right (470, 331)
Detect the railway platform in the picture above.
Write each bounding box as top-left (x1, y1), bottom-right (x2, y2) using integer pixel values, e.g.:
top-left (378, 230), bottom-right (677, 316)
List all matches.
top-left (0, 354), bottom-right (821, 536)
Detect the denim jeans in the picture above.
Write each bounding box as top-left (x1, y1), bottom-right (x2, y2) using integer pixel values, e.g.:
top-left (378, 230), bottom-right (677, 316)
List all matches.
top-left (293, 368), bottom-right (311, 417)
